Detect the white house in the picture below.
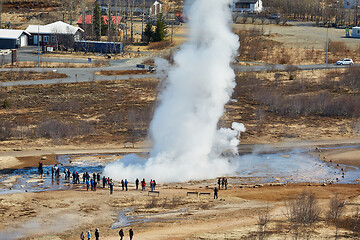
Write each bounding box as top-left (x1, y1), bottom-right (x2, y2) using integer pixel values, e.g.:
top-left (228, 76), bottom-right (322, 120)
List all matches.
top-left (343, 0), bottom-right (359, 9)
top-left (232, 0), bottom-right (263, 13)
top-left (352, 27), bottom-right (360, 38)
top-left (149, 0), bottom-right (162, 15)
top-left (25, 21), bottom-right (83, 47)
top-left (0, 29), bottom-right (30, 49)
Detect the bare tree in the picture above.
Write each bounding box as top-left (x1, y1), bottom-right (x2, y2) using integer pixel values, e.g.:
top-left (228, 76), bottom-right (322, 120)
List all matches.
top-left (81, 1), bottom-right (87, 40)
top-left (59, 0), bottom-right (80, 24)
top-left (130, 0), bottom-right (135, 42)
top-left (0, 0), bottom-right (3, 28)
top-left (327, 195), bottom-right (345, 239)
top-left (108, 0), bottom-right (112, 41)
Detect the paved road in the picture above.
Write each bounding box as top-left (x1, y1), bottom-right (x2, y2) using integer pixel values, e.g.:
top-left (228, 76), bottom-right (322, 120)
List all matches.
top-left (231, 63), bottom-right (358, 72)
top-left (0, 61), bottom-right (356, 87)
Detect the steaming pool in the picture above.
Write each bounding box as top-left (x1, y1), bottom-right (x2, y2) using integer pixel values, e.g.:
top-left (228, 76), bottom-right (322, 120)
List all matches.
top-left (0, 147), bottom-right (359, 195)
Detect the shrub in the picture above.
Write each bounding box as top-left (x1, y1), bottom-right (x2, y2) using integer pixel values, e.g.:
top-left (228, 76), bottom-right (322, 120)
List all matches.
top-left (37, 119), bottom-right (75, 140)
top-left (148, 41), bottom-right (171, 50)
top-left (257, 205), bottom-right (271, 239)
top-left (327, 195), bottom-right (345, 238)
top-left (36, 119), bottom-right (93, 140)
top-left (47, 100), bottom-right (81, 111)
top-left (145, 197), bottom-right (159, 209)
top-left (0, 121), bottom-right (13, 140)
top-left (2, 99), bottom-right (10, 108)
top-left (340, 66), bottom-right (360, 92)
top-left (285, 191), bottom-right (321, 227)
top-left (328, 40), bottom-right (349, 55)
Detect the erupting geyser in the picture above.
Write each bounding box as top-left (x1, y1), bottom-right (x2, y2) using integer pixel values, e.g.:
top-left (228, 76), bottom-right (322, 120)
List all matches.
top-left (103, 0), bottom-right (245, 182)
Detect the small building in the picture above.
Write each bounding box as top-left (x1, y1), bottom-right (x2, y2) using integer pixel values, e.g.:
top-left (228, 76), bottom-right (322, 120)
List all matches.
top-left (25, 21), bottom-right (84, 48)
top-left (232, 0), bottom-right (263, 13)
top-left (0, 29), bottom-right (30, 49)
top-left (343, 0), bottom-right (360, 9)
top-left (74, 40), bottom-right (123, 54)
top-left (352, 27), bottom-right (360, 38)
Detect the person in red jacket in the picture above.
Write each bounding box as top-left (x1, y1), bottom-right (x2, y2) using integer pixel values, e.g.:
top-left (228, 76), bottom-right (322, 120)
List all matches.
top-left (119, 229), bottom-right (124, 240)
top-left (141, 178), bottom-right (146, 191)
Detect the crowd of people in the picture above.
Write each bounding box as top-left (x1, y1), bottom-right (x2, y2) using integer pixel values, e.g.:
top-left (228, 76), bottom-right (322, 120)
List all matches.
top-left (80, 228), bottom-right (134, 240)
top-left (38, 162), bottom-right (157, 195)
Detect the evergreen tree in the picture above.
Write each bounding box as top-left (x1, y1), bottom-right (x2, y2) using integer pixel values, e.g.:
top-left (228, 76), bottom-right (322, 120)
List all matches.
top-left (93, 3), bottom-right (107, 40)
top-left (143, 21), bottom-right (154, 43)
top-left (93, 3), bottom-right (102, 40)
top-left (154, 13), bottom-right (168, 42)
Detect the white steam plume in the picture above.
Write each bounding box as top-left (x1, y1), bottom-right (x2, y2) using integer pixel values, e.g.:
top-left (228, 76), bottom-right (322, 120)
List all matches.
top-left (103, 0), bottom-right (245, 182)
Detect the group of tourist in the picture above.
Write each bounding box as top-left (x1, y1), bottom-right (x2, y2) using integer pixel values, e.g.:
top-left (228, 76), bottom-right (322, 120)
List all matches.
top-left (80, 228), bottom-right (134, 240)
top-left (217, 177), bottom-right (228, 190)
top-left (214, 177), bottom-right (229, 199)
top-left (39, 163), bottom-right (157, 195)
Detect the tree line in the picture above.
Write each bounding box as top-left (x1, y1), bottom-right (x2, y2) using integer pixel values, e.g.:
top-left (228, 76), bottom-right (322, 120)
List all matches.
top-left (263, 0), bottom-right (360, 26)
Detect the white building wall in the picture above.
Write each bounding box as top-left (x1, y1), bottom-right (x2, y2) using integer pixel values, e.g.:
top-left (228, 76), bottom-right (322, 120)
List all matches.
top-left (232, 0), bottom-right (263, 12)
top-left (20, 34), bottom-right (28, 47)
top-left (343, 0), bottom-right (359, 9)
top-left (352, 27), bottom-right (360, 38)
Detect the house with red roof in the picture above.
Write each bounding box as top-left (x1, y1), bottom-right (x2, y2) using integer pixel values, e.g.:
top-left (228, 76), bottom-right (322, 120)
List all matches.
top-left (77, 15), bottom-right (123, 36)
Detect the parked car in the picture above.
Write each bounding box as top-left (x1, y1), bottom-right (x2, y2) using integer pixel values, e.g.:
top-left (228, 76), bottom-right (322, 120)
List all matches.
top-left (269, 13), bottom-right (281, 19)
top-left (148, 65), bottom-right (156, 73)
top-left (336, 58), bottom-right (354, 65)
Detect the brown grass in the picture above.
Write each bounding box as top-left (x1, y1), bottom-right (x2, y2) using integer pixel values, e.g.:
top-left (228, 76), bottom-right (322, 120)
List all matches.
top-left (96, 70), bottom-right (149, 76)
top-left (0, 71), bottom-right (67, 82)
top-left (2, 61), bottom-right (109, 68)
top-left (148, 41), bottom-right (172, 50)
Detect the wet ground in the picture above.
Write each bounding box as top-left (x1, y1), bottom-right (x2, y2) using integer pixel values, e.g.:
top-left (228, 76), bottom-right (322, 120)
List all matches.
top-left (0, 147), bottom-right (359, 195)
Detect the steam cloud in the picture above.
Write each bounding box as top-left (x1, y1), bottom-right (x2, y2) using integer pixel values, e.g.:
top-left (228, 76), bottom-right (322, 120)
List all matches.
top-left (103, 0), bottom-right (245, 182)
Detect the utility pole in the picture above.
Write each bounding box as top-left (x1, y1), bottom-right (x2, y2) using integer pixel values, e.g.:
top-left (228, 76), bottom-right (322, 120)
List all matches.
top-left (130, 0), bottom-right (134, 42)
top-left (108, 0), bottom-right (111, 41)
top-left (326, 24), bottom-right (329, 65)
top-left (171, 5), bottom-right (174, 44)
top-left (356, 0), bottom-right (359, 26)
top-left (38, 24), bottom-right (40, 68)
top-left (141, 0), bottom-right (145, 41)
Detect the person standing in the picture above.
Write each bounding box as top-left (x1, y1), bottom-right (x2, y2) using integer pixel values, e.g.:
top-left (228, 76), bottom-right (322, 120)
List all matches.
top-left (224, 178), bottom-right (228, 190)
top-left (102, 176), bottom-right (106, 188)
top-left (80, 231), bottom-right (85, 240)
top-left (141, 179), bottom-right (146, 191)
top-left (110, 180), bottom-right (114, 194)
top-left (135, 178), bottom-right (139, 190)
top-left (125, 179), bottom-right (128, 191)
top-left (86, 178), bottom-right (90, 191)
top-left (214, 187), bottom-right (218, 199)
top-left (119, 229), bottom-right (124, 240)
top-left (121, 179), bottom-right (125, 191)
top-left (87, 230), bottom-right (91, 240)
top-left (38, 162), bottom-right (43, 175)
top-left (129, 228), bottom-right (134, 240)
top-left (150, 179), bottom-right (154, 191)
top-left (95, 228), bottom-right (99, 240)
top-left (217, 178), bottom-right (221, 189)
